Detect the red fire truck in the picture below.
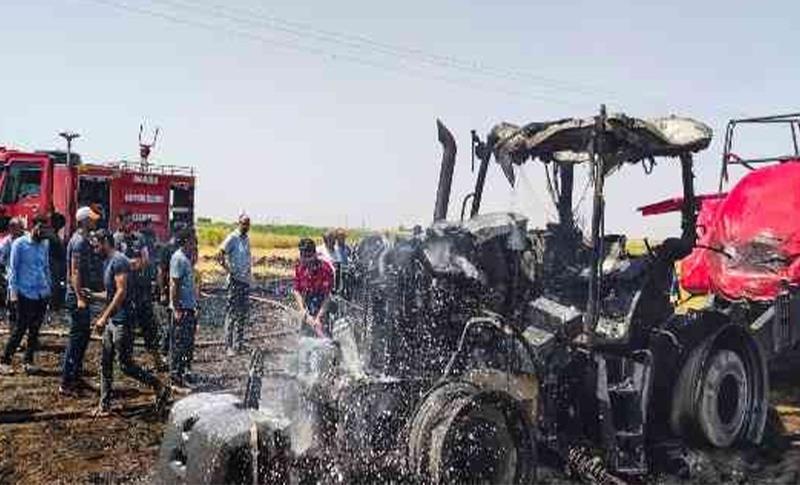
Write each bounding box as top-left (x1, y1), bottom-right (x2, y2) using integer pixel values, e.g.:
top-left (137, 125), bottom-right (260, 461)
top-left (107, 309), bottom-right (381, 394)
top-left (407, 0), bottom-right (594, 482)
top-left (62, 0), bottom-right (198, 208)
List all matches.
top-left (0, 146), bottom-right (195, 239)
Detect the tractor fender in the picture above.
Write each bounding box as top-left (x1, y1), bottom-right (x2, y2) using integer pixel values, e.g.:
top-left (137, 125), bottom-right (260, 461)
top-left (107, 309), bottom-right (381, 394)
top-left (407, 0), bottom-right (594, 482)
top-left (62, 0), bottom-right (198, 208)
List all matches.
top-left (670, 321), bottom-right (768, 446)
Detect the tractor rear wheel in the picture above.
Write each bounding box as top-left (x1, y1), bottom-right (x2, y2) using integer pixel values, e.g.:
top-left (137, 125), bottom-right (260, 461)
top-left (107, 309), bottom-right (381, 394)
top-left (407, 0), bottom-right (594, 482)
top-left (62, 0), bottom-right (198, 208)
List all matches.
top-left (406, 381), bottom-right (535, 485)
top-left (672, 342), bottom-right (754, 448)
top-left (697, 349), bottom-right (750, 447)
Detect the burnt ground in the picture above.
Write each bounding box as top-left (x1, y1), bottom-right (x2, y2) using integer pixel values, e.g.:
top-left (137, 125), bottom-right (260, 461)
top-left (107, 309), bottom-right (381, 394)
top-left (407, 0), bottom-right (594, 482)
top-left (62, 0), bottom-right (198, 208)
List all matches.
top-left (0, 291), bottom-right (295, 485)
top-left (0, 292), bottom-right (799, 485)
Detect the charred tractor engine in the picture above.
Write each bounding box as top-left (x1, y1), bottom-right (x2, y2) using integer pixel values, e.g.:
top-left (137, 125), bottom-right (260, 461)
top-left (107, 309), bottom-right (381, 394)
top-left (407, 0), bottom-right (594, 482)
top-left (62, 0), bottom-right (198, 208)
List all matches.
top-left (158, 110), bottom-right (796, 484)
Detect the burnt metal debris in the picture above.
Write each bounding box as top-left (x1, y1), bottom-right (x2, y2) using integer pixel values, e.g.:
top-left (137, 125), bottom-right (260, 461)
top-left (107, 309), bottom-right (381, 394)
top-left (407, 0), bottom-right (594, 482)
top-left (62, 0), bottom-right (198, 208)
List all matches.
top-left (157, 110), bottom-right (800, 484)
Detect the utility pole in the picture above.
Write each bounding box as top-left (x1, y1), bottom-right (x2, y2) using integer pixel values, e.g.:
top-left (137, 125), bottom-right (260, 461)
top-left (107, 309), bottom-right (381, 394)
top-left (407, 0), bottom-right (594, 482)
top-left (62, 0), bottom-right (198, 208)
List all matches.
top-left (59, 131), bottom-right (80, 167)
top-left (59, 131), bottom-right (80, 235)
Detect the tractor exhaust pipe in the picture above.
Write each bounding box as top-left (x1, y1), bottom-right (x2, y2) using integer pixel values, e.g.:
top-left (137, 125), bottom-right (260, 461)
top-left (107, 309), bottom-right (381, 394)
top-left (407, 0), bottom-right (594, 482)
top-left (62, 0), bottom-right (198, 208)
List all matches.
top-left (433, 119), bottom-right (457, 222)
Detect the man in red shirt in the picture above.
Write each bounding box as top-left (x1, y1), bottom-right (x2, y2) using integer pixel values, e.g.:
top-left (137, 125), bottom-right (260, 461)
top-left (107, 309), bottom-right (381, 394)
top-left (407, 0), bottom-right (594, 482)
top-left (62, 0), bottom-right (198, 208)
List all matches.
top-left (292, 238), bottom-right (334, 338)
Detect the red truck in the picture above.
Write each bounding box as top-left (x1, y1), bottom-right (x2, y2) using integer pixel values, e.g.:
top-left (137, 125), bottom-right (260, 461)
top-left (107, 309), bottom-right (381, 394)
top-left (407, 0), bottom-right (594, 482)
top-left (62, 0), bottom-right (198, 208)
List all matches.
top-left (0, 146), bottom-right (195, 240)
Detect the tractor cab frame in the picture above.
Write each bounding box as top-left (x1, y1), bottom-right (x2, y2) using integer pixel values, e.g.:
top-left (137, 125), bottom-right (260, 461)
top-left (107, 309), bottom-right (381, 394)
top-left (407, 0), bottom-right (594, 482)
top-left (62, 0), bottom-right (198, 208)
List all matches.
top-left (719, 112), bottom-right (800, 191)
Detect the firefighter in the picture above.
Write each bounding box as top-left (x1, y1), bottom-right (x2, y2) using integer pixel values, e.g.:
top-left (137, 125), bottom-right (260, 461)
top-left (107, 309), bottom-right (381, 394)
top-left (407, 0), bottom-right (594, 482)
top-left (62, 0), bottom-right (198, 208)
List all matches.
top-left (292, 238), bottom-right (334, 338)
top-left (217, 214), bottom-right (252, 357)
top-left (169, 228), bottom-right (198, 391)
top-left (93, 229), bottom-right (168, 415)
top-left (0, 215), bottom-right (51, 375)
top-left (60, 206), bottom-right (101, 396)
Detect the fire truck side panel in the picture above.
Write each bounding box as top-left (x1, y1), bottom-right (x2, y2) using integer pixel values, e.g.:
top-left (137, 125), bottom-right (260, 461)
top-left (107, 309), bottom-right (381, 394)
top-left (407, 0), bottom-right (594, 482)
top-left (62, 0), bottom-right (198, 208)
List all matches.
top-left (52, 164), bottom-right (74, 231)
top-left (110, 170), bottom-right (171, 240)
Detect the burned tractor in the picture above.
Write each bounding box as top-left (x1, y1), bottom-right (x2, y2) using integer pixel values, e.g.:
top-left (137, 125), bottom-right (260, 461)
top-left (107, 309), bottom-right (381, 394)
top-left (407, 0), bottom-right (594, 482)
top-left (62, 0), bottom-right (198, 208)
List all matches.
top-left (158, 109), bottom-right (798, 484)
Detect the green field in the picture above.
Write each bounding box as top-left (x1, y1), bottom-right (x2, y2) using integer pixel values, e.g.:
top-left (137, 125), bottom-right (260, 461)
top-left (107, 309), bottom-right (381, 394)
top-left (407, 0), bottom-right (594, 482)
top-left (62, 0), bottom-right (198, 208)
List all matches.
top-left (196, 217), bottom-right (363, 250)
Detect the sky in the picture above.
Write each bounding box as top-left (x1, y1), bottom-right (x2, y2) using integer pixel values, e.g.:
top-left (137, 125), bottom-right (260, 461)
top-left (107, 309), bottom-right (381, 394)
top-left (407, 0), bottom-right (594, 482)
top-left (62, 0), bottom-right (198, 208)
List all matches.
top-left (1, 0), bottom-right (798, 237)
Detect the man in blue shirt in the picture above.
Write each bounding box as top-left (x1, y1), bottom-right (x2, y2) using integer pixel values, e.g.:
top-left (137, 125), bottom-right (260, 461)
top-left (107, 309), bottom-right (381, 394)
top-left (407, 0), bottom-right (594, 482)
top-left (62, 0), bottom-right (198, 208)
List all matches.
top-left (0, 215), bottom-right (51, 375)
top-left (169, 228), bottom-right (198, 390)
top-left (93, 230), bottom-right (168, 415)
top-left (217, 214), bottom-right (251, 356)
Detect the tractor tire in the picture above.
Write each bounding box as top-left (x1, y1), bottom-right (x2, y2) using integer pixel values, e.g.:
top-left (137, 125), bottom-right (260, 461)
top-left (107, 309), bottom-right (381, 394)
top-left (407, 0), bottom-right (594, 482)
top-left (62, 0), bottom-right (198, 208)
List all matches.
top-left (671, 343), bottom-right (753, 448)
top-left (406, 381), bottom-right (536, 485)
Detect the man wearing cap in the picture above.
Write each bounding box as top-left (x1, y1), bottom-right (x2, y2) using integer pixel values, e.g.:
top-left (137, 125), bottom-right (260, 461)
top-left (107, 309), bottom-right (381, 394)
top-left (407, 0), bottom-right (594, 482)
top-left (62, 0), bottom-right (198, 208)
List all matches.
top-left (60, 205), bottom-right (100, 395)
top-left (217, 214), bottom-right (252, 356)
top-left (292, 238), bottom-right (334, 338)
top-left (0, 215), bottom-right (51, 375)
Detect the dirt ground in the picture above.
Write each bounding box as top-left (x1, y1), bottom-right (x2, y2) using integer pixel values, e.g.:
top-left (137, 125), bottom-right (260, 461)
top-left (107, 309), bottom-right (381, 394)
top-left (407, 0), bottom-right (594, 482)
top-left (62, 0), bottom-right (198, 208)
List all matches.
top-left (1, 290), bottom-right (799, 484)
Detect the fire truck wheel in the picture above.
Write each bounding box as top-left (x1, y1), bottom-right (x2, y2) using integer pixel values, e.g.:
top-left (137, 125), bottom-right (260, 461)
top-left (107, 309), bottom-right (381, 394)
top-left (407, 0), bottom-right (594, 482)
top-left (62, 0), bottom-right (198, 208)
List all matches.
top-left (406, 381), bottom-right (536, 485)
top-left (697, 349), bottom-right (750, 448)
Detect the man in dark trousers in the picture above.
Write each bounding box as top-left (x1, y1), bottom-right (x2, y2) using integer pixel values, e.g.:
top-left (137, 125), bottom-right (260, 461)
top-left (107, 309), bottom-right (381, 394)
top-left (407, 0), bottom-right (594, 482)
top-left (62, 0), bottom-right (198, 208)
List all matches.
top-left (0, 215), bottom-right (51, 375)
top-left (60, 206), bottom-right (101, 395)
top-left (93, 230), bottom-right (168, 415)
top-left (156, 235), bottom-right (178, 356)
top-left (130, 234), bottom-right (164, 370)
top-left (169, 228), bottom-right (198, 391)
top-left (47, 212), bottom-right (67, 311)
top-left (217, 214), bottom-right (252, 356)
top-left (113, 216), bottom-right (164, 370)
top-left (292, 238), bottom-right (334, 338)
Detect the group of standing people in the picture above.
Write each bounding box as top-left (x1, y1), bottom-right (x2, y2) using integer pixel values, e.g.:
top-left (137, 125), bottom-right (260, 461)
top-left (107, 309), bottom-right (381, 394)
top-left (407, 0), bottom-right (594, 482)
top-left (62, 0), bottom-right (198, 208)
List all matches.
top-left (0, 206), bottom-right (201, 415)
top-left (1, 207), bottom-right (353, 413)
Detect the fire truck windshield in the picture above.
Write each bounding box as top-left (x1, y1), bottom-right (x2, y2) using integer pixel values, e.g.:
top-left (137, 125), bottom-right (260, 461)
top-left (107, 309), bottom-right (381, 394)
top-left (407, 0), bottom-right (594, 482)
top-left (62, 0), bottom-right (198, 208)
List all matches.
top-left (1, 163), bottom-right (42, 204)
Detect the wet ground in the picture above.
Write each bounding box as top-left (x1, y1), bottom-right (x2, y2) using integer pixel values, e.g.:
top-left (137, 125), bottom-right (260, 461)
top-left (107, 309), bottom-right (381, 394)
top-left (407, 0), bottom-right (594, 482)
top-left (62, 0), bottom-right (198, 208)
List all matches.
top-left (1, 290), bottom-right (799, 484)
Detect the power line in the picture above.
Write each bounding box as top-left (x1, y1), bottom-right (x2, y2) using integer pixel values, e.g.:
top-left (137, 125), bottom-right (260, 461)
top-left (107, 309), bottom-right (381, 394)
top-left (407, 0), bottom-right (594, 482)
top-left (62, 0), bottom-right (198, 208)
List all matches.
top-left (84, 0), bottom-right (748, 121)
top-left (165, 0), bottom-right (621, 101)
top-left (83, 0), bottom-right (591, 108)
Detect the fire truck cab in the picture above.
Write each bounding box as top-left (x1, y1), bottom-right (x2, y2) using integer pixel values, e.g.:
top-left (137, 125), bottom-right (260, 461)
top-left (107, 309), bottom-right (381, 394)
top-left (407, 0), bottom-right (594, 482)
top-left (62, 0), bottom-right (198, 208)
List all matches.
top-left (0, 146), bottom-right (195, 241)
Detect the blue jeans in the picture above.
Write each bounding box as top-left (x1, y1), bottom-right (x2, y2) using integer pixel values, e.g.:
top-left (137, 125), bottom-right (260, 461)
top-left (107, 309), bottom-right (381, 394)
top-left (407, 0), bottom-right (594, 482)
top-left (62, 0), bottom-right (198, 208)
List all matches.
top-left (300, 293), bottom-right (330, 338)
top-left (61, 305), bottom-right (91, 386)
top-left (169, 310), bottom-right (197, 384)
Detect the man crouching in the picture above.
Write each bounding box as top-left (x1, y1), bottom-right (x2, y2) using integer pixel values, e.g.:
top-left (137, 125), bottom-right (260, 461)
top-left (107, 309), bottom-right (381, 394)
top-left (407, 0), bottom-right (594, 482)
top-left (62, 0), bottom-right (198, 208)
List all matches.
top-left (93, 230), bottom-right (169, 416)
